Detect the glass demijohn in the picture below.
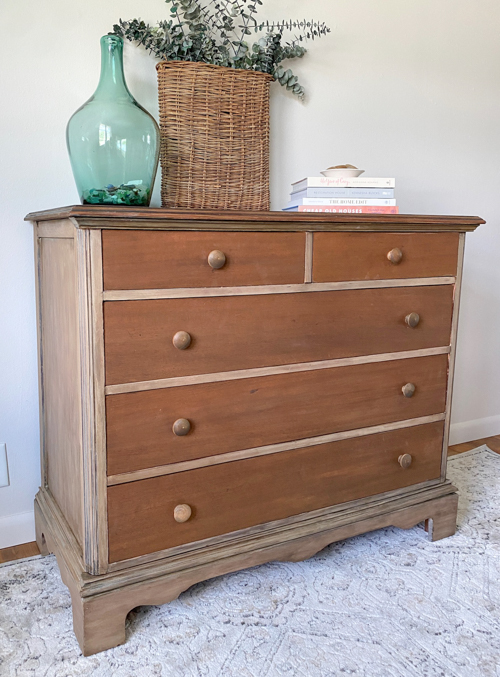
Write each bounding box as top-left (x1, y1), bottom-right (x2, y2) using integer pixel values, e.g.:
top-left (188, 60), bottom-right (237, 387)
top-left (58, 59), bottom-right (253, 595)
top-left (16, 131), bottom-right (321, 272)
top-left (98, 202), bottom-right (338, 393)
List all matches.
top-left (66, 35), bottom-right (160, 206)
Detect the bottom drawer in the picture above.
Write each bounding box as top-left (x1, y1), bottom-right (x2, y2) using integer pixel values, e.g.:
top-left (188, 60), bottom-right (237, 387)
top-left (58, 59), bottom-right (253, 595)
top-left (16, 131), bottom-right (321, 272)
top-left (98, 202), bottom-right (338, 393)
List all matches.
top-left (108, 421), bottom-right (444, 562)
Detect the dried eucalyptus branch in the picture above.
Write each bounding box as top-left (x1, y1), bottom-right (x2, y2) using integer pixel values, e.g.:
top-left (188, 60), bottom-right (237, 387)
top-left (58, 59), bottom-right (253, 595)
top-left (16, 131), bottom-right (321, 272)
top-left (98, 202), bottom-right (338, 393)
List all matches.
top-left (113, 0), bottom-right (330, 99)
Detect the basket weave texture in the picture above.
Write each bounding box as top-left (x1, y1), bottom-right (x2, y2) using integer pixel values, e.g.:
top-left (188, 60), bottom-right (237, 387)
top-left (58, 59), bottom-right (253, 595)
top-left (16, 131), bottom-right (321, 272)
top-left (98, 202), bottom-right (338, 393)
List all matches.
top-left (156, 61), bottom-right (272, 210)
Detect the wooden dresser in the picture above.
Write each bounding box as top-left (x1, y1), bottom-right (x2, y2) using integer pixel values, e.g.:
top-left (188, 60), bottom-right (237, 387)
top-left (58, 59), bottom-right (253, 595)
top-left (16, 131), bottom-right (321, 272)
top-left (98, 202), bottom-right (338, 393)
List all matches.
top-left (26, 206), bottom-right (483, 655)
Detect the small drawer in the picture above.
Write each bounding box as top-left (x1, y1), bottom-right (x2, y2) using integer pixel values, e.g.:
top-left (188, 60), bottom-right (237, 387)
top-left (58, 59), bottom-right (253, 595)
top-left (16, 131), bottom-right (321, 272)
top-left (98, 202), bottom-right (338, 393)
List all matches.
top-left (312, 232), bottom-right (459, 282)
top-left (102, 230), bottom-right (306, 290)
top-left (104, 285), bottom-right (454, 385)
top-left (107, 420), bottom-right (444, 562)
top-left (106, 354), bottom-right (449, 475)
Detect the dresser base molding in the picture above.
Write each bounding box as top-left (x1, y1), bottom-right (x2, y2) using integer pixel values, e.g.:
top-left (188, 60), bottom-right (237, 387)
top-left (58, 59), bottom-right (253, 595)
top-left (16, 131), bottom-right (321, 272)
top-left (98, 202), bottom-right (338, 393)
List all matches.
top-left (35, 484), bottom-right (458, 656)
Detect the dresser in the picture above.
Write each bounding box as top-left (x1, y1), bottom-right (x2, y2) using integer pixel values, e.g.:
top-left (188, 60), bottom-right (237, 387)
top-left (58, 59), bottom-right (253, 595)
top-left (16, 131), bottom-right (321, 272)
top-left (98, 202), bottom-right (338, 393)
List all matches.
top-left (26, 206), bottom-right (483, 655)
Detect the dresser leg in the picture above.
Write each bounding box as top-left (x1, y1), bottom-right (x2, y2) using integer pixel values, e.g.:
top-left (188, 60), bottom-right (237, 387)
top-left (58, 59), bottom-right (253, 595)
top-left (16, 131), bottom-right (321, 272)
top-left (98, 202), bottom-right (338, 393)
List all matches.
top-left (70, 589), bottom-right (128, 656)
top-left (424, 492), bottom-right (458, 541)
top-left (34, 497), bottom-right (51, 556)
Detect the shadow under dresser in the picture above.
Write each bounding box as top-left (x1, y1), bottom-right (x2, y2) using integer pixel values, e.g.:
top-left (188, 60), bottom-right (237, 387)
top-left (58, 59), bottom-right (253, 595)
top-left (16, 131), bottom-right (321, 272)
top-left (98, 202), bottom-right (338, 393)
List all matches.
top-left (25, 206), bottom-right (484, 655)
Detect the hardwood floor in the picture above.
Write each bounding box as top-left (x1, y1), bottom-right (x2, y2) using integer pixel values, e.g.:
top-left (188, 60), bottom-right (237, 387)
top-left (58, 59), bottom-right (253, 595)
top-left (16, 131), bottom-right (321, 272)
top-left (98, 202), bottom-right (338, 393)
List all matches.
top-left (0, 541), bottom-right (40, 564)
top-left (448, 434), bottom-right (500, 456)
top-left (0, 435), bottom-right (498, 566)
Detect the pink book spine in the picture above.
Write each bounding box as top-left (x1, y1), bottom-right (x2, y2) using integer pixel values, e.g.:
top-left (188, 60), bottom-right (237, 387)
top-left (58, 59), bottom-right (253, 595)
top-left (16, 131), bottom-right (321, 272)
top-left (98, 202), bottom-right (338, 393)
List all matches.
top-left (295, 206), bottom-right (399, 214)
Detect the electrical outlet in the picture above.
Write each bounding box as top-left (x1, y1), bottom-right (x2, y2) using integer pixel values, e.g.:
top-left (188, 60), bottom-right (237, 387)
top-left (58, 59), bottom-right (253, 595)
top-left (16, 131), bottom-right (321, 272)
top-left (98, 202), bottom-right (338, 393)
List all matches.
top-left (0, 444), bottom-right (10, 488)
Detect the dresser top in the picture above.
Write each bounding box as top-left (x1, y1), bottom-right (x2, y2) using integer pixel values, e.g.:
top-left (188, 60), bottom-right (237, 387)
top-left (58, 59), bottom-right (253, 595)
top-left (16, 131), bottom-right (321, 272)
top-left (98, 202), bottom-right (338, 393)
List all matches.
top-left (25, 205), bottom-right (484, 232)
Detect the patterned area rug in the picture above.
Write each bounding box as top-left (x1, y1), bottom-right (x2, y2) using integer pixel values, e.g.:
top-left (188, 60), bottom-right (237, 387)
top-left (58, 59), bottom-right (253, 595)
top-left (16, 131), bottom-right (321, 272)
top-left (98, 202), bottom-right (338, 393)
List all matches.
top-left (1, 446), bottom-right (499, 677)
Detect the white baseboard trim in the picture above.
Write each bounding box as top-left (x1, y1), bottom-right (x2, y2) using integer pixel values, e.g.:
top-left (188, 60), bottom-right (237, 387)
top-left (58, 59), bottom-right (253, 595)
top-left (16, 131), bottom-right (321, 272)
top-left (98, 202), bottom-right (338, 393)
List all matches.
top-left (0, 510), bottom-right (36, 549)
top-left (449, 414), bottom-right (500, 446)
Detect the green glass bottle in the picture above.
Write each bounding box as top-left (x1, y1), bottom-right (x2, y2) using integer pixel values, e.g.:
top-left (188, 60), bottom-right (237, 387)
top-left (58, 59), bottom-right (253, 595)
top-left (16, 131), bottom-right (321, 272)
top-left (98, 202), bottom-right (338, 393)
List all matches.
top-left (67, 35), bottom-right (160, 206)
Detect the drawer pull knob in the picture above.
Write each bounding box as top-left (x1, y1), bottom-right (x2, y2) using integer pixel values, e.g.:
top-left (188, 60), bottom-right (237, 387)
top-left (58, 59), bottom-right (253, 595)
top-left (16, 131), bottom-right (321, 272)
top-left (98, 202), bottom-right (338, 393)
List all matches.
top-left (173, 418), bottom-right (191, 436)
top-left (398, 454), bottom-right (413, 469)
top-left (173, 331), bottom-right (192, 350)
top-left (208, 250), bottom-right (226, 269)
top-left (405, 312), bottom-right (420, 328)
top-left (387, 248), bottom-right (403, 264)
top-left (174, 504), bottom-right (192, 523)
top-left (402, 383), bottom-right (416, 398)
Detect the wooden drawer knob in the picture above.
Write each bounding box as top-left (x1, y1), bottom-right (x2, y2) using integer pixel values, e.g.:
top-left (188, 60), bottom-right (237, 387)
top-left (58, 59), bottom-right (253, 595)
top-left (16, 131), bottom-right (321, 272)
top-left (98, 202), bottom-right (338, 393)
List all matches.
top-left (405, 312), bottom-right (420, 328)
top-left (208, 250), bottom-right (226, 269)
top-left (173, 418), bottom-right (191, 436)
top-left (173, 331), bottom-right (192, 350)
top-left (398, 454), bottom-right (413, 469)
top-left (173, 504), bottom-right (192, 523)
top-left (387, 248), bottom-right (403, 264)
top-left (402, 383), bottom-right (416, 398)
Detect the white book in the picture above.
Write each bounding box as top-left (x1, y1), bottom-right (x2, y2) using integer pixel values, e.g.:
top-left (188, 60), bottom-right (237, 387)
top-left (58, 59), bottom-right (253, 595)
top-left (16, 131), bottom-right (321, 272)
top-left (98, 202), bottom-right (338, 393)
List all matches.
top-left (292, 176), bottom-right (396, 191)
top-left (287, 198), bottom-right (397, 207)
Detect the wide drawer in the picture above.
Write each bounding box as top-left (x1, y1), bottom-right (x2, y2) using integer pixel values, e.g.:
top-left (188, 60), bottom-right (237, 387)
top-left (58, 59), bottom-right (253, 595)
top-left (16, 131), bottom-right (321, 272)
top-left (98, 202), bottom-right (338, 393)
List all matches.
top-left (102, 230), bottom-right (306, 290)
top-left (106, 354), bottom-right (449, 475)
top-left (107, 420), bottom-right (444, 562)
top-left (104, 285), bottom-right (454, 385)
top-left (313, 232), bottom-right (460, 282)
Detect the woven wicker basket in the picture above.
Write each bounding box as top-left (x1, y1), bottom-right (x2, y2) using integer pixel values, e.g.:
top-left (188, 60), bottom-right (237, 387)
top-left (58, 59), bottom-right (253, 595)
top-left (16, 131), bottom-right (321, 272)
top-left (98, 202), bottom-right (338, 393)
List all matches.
top-left (156, 61), bottom-right (273, 210)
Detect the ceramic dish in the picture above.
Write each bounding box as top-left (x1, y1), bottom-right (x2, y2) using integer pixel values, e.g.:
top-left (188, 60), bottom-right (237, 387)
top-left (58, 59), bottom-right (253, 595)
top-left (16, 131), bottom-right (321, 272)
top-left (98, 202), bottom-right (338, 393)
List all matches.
top-left (321, 167), bottom-right (365, 178)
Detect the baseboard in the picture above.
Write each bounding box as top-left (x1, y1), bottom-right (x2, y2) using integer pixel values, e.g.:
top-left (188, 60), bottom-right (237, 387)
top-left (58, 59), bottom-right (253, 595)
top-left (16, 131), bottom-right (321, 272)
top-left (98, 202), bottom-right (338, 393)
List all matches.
top-left (0, 510), bottom-right (36, 549)
top-left (449, 414), bottom-right (500, 446)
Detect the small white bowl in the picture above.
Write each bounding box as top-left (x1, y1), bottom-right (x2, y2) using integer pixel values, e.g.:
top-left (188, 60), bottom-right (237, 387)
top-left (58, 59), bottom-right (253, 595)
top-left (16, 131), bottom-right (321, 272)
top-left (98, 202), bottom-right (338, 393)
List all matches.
top-left (321, 168), bottom-right (365, 178)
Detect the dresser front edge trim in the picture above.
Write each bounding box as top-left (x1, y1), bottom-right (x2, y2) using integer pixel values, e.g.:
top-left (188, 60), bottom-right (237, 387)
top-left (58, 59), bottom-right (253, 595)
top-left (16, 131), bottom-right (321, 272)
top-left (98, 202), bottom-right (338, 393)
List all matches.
top-left (441, 232), bottom-right (466, 478)
top-left (104, 346), bottom-right (452, 395)
top-left (77, 229), bottom-right (108, 574)
top-left (107, 413), bottom-right (446, 486)
top-left (102, 277), bottom-right (456, 301)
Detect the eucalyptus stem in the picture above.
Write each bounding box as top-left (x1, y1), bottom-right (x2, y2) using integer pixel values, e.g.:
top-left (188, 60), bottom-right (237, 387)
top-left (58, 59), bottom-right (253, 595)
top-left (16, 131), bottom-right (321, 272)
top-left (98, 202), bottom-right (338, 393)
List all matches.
top-left (113, 0), bottom-right (330, 99)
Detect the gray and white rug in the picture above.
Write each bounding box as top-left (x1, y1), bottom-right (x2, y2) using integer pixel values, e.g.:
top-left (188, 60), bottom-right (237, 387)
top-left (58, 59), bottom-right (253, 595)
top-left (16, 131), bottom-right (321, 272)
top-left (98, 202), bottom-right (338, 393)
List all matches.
top-left (1, 446), bottom-right (499, 676)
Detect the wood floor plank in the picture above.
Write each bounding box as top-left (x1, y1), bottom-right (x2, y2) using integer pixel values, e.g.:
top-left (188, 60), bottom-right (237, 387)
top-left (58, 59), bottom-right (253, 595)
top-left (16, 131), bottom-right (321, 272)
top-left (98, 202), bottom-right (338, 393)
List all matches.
top-left (448, 435), bottom-right (500, 456)
top-left (0, 541), bottom-right (40, 564)
top-left (447, 442), bottom-right (478, 456)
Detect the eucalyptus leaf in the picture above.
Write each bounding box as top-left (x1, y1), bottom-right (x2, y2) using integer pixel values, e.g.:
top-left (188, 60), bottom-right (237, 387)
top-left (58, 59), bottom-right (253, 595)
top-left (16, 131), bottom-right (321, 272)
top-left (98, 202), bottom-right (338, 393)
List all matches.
top-left (112, 0), bottom-right (329, 98)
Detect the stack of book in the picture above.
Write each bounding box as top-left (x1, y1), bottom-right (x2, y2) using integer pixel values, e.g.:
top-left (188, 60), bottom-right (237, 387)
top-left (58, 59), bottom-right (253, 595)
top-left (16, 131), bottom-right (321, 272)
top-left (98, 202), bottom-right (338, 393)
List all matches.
top-left (283, 176), bottom-right (398, 214)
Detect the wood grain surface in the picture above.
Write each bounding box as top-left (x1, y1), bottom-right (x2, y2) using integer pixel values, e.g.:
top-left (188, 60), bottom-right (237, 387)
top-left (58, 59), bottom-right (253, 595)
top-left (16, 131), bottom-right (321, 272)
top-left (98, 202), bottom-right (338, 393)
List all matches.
top-left (106, 354), bottom-right (449, 474)
top-left (102, 230), bottom-right (305, 290)
top-left (38, 236), bottom-right (83, 545)
top-left (104, 285), bottom-right (455, 385)
top-left (25, 206), bottom-right (485, 233)
top-left (107, 415), bottom-right (445, 486)
top-left (77, 229), bottom-right (109, 574)
top-left (35, 480), bottom-right (458, 654)
top-left (0, 542), bottom-right (40, 564)
top-left (313, 232), bottom-right (460, 281)
top-left (107, 420), bottom-right (445, 561)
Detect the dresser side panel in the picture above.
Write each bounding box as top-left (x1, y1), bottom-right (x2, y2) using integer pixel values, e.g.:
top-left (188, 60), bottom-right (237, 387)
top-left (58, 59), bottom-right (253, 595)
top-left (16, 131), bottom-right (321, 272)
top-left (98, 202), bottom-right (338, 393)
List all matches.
top-left (38, 233), bottom-right (83, 546)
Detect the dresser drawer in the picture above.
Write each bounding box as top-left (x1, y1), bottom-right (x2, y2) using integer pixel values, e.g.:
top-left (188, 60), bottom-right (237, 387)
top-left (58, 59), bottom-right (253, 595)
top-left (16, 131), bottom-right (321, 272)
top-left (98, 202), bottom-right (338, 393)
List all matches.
top-left (102, 230), bottom-right (306, 290)
top-left (313, 232), bottom-right (459, 282)
top-left (107, 420), bottom-right (444, 561)
top-left (106, 354), bottom-right (448, 475)
top-left (104, 285), bottom-right (454, 385)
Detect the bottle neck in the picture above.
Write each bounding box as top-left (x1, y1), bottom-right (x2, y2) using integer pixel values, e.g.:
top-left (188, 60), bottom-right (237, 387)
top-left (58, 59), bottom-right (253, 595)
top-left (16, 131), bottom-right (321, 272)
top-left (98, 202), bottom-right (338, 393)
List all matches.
top-left (94, 35), bottom-right (132, 100)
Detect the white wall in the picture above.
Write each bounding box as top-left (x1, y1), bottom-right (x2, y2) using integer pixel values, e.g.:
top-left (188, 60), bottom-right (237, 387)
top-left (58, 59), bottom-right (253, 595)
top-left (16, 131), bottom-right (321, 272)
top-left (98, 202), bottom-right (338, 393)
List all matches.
top-left (0, 0), bottom-right (498, 547)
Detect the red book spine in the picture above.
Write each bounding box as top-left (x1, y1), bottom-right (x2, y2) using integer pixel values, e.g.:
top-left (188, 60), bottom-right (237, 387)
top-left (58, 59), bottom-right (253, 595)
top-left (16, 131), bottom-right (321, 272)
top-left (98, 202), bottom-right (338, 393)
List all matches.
top-left (295, 206), bottom-right (399, 214)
